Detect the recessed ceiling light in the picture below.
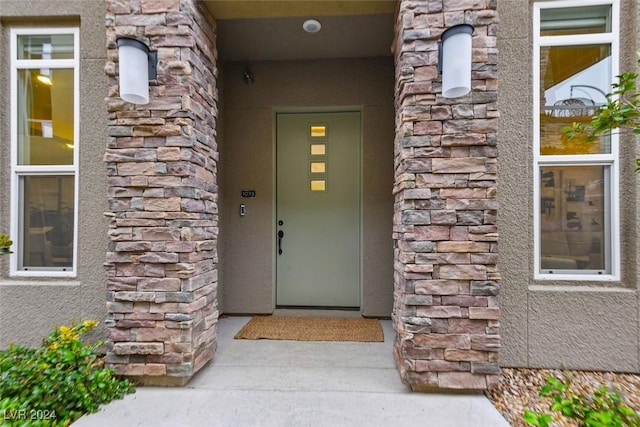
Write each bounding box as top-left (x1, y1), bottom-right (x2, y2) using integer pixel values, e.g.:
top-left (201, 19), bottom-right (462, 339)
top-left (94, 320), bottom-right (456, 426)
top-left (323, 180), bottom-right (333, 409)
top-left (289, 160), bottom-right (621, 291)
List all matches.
top-left (303, 19), bottom-right (322, 33)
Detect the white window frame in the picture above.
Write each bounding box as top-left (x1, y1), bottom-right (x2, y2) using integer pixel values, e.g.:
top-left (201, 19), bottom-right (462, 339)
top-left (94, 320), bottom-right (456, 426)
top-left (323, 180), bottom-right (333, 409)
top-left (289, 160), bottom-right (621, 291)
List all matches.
top-left (9, 27), bottom-right (80, 277)
top-left (533, 0), bottom-right (620, 281)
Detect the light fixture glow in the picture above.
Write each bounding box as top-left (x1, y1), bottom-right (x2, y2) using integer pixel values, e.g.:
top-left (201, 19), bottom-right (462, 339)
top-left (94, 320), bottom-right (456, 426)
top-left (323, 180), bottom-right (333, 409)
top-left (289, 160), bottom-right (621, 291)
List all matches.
top-left (36, 74), bottom-right (52, 85)
top-left (303, 19), bottom-right (322, 33)
top-left (116, 38), bottom-right (157, 105)
top-left (439, 24), bottom-right (474, 98)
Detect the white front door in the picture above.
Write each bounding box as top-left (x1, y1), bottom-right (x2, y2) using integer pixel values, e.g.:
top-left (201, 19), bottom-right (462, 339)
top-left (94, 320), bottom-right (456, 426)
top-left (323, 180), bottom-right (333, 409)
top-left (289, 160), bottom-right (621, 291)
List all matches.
top-left (276, 112), bottom-right (361, 308)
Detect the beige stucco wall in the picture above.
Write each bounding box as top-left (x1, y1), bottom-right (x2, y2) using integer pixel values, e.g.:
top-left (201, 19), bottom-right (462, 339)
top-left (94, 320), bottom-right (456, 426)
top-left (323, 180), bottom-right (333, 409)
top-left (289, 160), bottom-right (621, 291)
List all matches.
top-left (0, 0), bottom-right (108, 347)
top-left (497, 0), bottom-right (640, 372)
top-left (219, 58), bottom-right (394, 317)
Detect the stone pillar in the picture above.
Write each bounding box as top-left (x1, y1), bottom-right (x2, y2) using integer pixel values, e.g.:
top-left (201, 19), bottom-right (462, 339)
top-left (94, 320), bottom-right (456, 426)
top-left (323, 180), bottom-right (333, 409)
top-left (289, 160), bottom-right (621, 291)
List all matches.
top-left (104, 0), bottom-right (219, 385)
top-left (392, 1), bottom-right (500, 392)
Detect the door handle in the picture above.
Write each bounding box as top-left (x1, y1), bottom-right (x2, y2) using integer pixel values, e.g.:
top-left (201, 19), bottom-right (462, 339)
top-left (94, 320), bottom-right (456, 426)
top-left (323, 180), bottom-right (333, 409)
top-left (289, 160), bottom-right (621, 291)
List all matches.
top-left (278, 230), bottom-right (284, 255)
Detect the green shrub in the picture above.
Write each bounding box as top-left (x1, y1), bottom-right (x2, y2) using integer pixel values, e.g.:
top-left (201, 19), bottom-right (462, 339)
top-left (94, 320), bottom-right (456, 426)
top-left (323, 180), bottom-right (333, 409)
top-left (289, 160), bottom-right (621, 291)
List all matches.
top-left (0, 234), bottom-right (12, 255)
top-left (0, 320), bottom-right (134, 426)
top-left (523, 375), bottom-right (640, 427)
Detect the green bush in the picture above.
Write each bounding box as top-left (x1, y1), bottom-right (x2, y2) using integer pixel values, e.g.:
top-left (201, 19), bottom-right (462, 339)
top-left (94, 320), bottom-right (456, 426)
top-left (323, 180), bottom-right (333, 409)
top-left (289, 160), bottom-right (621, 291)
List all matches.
top-left (523, 375), bottom-right (640, 427)
top-left (0, 234), bottom-right (12, 255)
top-left (0, 320), bottom-right (134, 426)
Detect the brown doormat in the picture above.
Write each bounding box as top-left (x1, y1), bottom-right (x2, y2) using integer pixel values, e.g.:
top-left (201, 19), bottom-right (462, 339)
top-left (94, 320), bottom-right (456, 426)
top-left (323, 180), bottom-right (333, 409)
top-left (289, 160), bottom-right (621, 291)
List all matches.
top-left (234, 316), bottom-right (384, 342)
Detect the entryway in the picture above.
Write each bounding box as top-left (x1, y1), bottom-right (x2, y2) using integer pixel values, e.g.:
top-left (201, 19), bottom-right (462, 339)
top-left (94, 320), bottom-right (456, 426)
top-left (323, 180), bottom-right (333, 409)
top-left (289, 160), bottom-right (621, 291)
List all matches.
top-left (276, 112), bottom-right (361, 308)
top-left (217, 13), bottom-right (395, 317)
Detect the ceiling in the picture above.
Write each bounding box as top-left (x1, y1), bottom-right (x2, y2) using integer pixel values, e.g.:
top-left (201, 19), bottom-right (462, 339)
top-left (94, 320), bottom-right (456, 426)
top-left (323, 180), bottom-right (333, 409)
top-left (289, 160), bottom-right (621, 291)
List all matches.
top-left (203, 1), bottom-right (397, 62)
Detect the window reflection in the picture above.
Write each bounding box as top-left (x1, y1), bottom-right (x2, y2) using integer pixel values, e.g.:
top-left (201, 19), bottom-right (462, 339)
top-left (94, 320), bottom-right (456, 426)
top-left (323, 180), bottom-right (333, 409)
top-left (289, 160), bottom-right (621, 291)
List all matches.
top-left (17, 34), bottom-right (74, 60)
top-left (20, 176), bottom-right (74, 269)
top-left (540, 166), bottom-right (605, 271)
top-left (18, 68), bottom-right (74, 165)
top-left (540, 6), bottom-right (611, 36)
top-left (539, 45), bottom-right (611, 155)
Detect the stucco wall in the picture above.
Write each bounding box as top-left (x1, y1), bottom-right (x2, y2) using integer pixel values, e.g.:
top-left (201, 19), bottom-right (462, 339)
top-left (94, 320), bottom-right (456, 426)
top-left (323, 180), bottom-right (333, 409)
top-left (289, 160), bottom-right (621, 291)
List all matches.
top-left (0, 0), bottom-right (108, 347)
top-left (220, 58), bottom-right (394, 317)
top-left (497, 0), bottom-right (640, 372)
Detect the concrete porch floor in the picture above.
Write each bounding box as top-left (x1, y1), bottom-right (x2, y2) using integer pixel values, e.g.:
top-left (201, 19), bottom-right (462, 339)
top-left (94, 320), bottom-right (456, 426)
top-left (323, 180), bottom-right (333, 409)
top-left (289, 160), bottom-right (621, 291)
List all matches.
top-left (75, 316), bottom-right (509, 426)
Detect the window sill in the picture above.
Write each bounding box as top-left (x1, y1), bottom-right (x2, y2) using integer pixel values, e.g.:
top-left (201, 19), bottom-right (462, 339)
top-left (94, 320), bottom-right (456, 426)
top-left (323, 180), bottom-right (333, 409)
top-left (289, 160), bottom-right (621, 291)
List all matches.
top-left (534, 272), bottom-right (619, 282)
top-left (0, 279), bottom-right (81, 287)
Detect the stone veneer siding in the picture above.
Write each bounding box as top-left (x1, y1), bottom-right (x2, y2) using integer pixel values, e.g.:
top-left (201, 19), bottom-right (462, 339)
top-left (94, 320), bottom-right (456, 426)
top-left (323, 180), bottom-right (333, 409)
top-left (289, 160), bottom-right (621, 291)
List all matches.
top-left (104, 0), bottom-right (219, 385)
top-left (392, 0), bottom-right (500, 391)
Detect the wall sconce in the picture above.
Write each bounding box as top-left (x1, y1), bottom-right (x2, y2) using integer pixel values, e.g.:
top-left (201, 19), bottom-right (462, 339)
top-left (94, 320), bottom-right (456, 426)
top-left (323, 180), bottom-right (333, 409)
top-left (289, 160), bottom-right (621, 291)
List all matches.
top-left (438, 24), bottom-right (474, 98)
top-left (116, 38), bottom-right (157, 105)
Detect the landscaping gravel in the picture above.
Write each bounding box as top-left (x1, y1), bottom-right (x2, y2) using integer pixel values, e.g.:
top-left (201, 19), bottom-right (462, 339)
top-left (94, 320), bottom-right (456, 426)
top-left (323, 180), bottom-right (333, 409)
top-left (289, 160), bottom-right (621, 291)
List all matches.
top-left (486, 368), bottom-right (640, 426)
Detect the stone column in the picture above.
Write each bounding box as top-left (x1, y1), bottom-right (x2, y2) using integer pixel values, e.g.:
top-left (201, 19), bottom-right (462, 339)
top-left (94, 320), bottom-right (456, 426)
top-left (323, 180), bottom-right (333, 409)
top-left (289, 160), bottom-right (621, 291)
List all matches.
top-left (104, 0), bottom-right (219, 385)
top-left (392, 0), bottom-right (500, 392)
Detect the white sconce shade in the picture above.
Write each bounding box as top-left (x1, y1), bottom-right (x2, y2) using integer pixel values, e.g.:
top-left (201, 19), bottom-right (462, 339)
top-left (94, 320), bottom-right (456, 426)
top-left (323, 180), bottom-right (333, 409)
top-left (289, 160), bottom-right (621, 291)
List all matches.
top-left (117, 38), bottom-right (156, 105)
top-left (440, 24), bottom-right (474, 98)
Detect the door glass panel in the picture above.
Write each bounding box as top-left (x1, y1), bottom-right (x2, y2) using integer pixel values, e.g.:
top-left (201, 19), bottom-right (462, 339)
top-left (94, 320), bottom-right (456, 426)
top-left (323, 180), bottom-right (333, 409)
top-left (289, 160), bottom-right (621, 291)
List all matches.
top-left (17, 68), bottom-right (75, 165)
top-left (310, 125), bottom-right (326, 138)
top-left (310, 162), bottom-right (326, 174)
top-left (310, 179), bottom-right (326, 192)
top-left (310, 143), bottom-right (326, 156)
top-left (539, 165), bottom-right (606, 272)
top-left (20, 175), bottom-right (75, 269)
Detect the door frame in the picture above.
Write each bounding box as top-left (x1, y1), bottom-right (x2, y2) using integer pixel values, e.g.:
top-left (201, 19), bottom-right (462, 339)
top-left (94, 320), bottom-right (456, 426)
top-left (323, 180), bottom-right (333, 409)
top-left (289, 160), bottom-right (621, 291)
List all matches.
top-left (271, 107), bottom-right (364, 311)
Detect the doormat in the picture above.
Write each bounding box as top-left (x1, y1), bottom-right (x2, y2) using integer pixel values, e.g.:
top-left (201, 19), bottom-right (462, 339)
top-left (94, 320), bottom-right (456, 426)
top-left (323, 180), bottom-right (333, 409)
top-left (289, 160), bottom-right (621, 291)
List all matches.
top-left (234, 316), bottom-right (384, 342)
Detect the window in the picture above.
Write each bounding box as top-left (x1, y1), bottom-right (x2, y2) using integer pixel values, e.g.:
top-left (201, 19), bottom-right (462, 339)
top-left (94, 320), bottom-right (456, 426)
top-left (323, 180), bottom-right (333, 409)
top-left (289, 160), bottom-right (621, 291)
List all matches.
top-left (533, 1), bottom-right (619, 280)
top-left (10, 28), bottom-right (79, 276)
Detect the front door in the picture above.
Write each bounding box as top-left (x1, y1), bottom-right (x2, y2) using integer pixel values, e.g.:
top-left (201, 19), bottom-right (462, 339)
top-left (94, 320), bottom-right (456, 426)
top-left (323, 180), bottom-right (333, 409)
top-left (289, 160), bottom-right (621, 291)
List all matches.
top-left (276, 112), bottom-right (361, 308)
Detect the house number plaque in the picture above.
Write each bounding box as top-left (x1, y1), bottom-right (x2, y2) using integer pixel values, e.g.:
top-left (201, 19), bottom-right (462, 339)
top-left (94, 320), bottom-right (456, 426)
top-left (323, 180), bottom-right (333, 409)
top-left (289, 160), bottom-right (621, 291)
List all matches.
top-left (241, 190), bottom-right (256, 198)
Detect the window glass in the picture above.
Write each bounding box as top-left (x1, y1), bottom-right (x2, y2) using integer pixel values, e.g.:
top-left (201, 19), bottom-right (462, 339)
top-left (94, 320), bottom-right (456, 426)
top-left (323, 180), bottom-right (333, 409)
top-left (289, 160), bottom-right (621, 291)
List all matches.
top-left (539, 166), bottom-right (606, 273)
top-left (20, 176), bottom-right (74, 270)
top-left (540, 6), bottom-right (611, 36)
top-left (17, 34), bottom-right (74, 60)
top-left (539, 44), bottom-right (611, 155)
top-left (17, 68), bottom-right (75, 165)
